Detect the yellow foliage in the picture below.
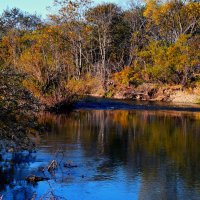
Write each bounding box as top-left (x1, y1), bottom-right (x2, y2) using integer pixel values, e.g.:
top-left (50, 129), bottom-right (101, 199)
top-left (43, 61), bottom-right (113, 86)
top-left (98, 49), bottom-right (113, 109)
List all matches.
top-left (66, 73), bottom-right (103, 95)
top-left (113, 66), bottom-right (133, 88)
top-left (167, 34), bottom-right (200, 72)
top-left (23, 79), bottom-right (41, 99)
top-left (144, 0), bottom-right (200, 41)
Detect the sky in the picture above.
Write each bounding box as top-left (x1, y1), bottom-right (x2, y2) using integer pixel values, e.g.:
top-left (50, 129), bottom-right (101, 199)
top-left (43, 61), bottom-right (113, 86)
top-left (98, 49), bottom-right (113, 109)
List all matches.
top-left (0, 0), bottom-right (127, 18)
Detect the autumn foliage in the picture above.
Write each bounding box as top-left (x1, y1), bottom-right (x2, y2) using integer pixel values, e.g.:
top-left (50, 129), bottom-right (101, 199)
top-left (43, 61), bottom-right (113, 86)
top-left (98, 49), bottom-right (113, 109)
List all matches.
top-left (0, 0), bottom-right (199, 106)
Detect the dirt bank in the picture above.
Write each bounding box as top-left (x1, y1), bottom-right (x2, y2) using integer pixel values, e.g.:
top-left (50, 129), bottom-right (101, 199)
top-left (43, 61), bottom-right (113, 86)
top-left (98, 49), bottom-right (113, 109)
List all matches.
top-left (96, 83), bottom-right (200, 104)
top-left (122, 84), bottom-right (200, 104)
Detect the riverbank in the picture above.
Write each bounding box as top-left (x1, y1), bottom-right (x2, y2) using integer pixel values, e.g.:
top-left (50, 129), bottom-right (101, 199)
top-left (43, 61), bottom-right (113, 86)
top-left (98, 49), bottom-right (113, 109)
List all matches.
top-left (95, 83), bottom-right (200, 104)
top-left (1, 67), bottom-right (200, 152)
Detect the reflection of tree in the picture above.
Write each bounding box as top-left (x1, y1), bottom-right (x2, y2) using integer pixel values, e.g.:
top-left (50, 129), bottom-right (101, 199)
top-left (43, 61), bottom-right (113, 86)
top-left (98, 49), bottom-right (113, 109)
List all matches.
top-left (0, 152), bottom-right (36, 199)
top-left (39, 110), bottom-right (200, 198)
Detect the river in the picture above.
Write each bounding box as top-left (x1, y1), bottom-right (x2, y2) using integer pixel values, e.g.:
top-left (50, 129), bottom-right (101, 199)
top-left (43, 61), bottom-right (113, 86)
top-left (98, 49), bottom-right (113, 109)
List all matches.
top-left (1, 99), bottom-right (200, 200)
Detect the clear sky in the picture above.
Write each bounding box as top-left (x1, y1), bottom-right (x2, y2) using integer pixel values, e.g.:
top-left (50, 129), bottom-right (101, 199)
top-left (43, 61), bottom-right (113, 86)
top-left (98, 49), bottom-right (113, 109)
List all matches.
top-left (0, 0), bottom-right (126, 18)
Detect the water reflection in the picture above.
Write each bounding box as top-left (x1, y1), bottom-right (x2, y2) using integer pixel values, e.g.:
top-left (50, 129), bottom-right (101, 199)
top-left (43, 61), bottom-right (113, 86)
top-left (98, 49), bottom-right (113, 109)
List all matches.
top-left (0, 151), bottom-right (36, 199)
top-left (2, 110), bottom-right (200, 200)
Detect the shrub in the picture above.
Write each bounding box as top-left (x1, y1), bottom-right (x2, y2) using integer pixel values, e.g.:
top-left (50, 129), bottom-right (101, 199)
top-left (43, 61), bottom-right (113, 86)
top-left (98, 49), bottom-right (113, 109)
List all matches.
top-left (66, 73), bottom-right (104, 96)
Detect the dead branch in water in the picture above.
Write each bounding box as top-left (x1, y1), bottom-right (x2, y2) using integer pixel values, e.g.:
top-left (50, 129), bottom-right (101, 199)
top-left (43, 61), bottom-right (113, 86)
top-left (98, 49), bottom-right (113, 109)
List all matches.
top-left (48, 160), bottom-right (58, 172)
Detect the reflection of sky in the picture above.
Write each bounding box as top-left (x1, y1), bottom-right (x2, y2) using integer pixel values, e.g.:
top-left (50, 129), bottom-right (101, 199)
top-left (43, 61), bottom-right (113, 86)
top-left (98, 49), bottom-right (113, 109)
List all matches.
top-left (0, 0), bottom-right (128, 18)
top-left (1, 146), bottom-right (141, 200)
top-left (2, 109), bottom-right (200, 199)
top-left (2, 143), bottom-right (199, 200)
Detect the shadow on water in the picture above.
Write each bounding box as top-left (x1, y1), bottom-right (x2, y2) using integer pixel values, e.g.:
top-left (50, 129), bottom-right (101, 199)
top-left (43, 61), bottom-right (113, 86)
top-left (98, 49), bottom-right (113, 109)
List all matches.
top-left (74, 97), bottom-right (200, 112)
top-left (2, 101), bottom-right (200, 199)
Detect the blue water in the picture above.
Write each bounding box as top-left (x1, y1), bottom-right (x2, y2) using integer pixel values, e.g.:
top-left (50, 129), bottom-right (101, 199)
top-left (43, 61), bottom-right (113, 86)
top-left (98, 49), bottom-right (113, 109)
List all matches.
top-left (1, 102), bottom-right (200, 200)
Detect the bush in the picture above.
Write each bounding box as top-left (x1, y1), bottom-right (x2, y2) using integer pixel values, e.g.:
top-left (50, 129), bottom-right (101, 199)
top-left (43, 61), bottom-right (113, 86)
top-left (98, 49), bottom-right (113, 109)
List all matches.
top-left (66, 73), bottom-right (104, 96)
top-left (112, 66), bottom-right (133, 88)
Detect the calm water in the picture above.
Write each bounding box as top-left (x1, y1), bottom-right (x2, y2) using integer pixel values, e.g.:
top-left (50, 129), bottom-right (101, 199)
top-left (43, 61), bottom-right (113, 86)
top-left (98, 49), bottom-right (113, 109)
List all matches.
top-left (1, 102), bottom-right (200, 199)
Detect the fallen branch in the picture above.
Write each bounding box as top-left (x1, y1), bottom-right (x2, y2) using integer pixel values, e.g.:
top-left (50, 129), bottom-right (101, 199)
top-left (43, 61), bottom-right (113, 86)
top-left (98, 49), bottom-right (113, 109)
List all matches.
top-left (48, 160), bottom-right (58, 172)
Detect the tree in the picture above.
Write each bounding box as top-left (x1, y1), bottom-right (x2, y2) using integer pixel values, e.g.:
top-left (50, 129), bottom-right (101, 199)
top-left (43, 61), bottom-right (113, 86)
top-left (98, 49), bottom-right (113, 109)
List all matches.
top-left (86, 3), bottom-right (123, 82)
top-left (167, 34), bottom-right (200, 85)
top-left (50, 0), bottom-right (92, 79)
top-left (18, 26), bottom-right (75, 104)
top-left (0, 8), bottom-right (42, 38)
top-left (144, 0), bottom-right (200, 43)
top-left (123, 3), bottom-right (146, 66)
